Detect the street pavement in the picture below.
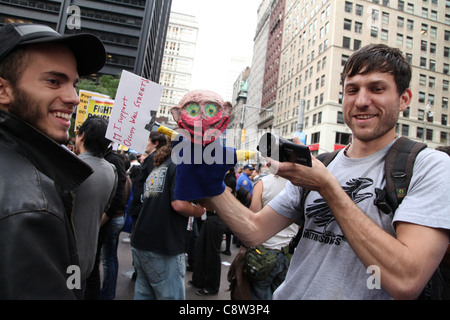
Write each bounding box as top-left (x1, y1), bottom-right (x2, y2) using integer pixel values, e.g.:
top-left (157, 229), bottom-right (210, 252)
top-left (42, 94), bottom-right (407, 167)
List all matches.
top-left (114, 231), bottom-right (239, 300)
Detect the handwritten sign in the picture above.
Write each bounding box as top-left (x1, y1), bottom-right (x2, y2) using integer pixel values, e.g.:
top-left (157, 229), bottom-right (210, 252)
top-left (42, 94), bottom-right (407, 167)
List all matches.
top-left (106, 70), bottom-right (163, 154)
top-left (74, 90), bottom-right (110, 131)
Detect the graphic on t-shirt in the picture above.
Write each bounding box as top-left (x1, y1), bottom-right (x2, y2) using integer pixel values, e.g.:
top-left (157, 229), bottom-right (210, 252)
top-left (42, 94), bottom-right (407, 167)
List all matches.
top-left (144, 167), bottom-right (168, 198)
top-left (303, 177), bottom-right (373, 245)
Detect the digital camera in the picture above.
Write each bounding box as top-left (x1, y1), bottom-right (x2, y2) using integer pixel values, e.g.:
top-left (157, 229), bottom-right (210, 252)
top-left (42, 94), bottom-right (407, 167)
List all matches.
top-left (257, 132), bottom-right (312, 167)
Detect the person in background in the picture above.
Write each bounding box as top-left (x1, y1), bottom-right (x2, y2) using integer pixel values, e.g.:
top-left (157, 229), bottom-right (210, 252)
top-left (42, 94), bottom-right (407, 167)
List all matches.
top-left (72, 116), bottom-right (117, 296)
top-left (128, 132), bottom-right (168, 225)
top-left (248, 173), bottom-right (298, 299)
top-left (98, 148), bottom-right (127, 300)
top-left (236, 164), bottom-right (255, 197)
top-left (0, 23), bottom-right (105, 299)
top-left (131, 142), bottom-right (205, 300)
top-left (189, 173), bottom-right (236, 297)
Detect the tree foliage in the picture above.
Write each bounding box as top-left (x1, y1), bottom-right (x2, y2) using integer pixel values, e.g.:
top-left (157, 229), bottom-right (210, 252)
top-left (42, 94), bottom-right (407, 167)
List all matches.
top-left (77, 73), bottom-right (121, 99)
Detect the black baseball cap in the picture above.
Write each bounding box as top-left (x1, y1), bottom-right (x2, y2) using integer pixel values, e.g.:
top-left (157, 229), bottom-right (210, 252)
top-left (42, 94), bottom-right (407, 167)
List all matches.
top-left (0, 23), bottom-right (106, 76)
top-left (244, 164), bottom-right (255, 170)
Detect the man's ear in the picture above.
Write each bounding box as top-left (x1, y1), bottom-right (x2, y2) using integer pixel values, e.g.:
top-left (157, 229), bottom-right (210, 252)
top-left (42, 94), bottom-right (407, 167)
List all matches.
top-left (399, 88), bottom-right (412, 112)
top-left (0, 77), bottom-right (12, 110)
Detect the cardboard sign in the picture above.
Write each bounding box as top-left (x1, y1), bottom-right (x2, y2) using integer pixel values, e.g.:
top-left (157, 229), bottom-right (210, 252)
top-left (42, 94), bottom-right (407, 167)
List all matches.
top-left (106, 70), bottom-right (163, 154)
top-left (74, 90), bottom-right (110, 131)
top-left (85, 97), bottom-right (114, 120)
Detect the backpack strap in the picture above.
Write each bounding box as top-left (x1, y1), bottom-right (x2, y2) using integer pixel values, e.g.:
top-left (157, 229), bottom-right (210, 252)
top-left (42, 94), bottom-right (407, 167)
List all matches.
top-left (289, 149), bottom-right (341, 253)
top-left (375, 137), bottom-right (427, 214)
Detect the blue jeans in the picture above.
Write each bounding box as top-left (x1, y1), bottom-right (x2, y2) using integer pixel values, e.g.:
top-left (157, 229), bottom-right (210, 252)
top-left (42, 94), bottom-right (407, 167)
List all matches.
top-left (99, 216), bottom-right (124, 300)
top-left (132, 247), bottom-right (186, 300)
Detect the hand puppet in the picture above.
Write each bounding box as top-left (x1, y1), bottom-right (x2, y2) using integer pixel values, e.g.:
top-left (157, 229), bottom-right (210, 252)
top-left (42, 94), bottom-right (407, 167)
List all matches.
top-left (148, 89), bottom-right (255, 201)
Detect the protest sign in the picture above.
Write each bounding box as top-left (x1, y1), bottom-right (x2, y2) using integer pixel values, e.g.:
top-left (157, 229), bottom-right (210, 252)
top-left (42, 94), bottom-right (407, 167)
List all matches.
top-left (105, 70), bottom-right (163, 154)
top-left (85, 97), bottom-right (114, 120)
top-left (75, 90), bottom-right (110, 131)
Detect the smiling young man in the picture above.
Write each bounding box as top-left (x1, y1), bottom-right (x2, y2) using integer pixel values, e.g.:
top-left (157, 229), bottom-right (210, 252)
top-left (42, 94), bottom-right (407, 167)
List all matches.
top-left (199, 44), bottom-right (450, 299)
top-left (0, 23), bottom-right (105, 299)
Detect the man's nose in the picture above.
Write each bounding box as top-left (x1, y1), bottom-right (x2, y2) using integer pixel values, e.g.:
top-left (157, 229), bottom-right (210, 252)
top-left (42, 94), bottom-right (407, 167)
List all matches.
top-left (62, 85), bottom-right (80, 108)
top-left (355, 89), bottom-right (371, 108)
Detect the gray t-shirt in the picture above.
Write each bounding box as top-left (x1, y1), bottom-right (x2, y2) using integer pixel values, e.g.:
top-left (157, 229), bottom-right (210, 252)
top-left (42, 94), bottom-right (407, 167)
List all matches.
top-left (270, 141), bottom-right (450, 299)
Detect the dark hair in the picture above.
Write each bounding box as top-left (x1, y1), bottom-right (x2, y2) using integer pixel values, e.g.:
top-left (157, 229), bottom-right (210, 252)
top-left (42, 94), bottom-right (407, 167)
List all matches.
top-left (0, 47), bottom-right (29, 86)
top-left (149, 131), bottom-right (168, 149)
top-left (128, 153), bottom-right (137, 161)
top-left (119, 153), bottom-right (131, 171)
top-left (78, 116), bottom-right (111, 157)
top-left (341, 44), bottom-right (411, 95)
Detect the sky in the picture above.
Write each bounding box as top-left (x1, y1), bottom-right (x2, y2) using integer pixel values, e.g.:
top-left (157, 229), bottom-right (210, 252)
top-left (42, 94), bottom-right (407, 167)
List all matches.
top-left (170, 0), bottom-right (260, 99)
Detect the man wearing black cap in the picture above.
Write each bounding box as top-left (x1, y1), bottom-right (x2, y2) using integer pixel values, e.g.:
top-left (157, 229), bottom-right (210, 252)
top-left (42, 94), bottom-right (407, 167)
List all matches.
top-left (0, 23), bottom-right (106, 299)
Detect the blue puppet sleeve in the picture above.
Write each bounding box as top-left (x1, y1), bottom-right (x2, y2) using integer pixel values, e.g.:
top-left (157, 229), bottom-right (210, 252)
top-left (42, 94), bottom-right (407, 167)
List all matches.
top-left (171, 136), bottom-right (237, 201)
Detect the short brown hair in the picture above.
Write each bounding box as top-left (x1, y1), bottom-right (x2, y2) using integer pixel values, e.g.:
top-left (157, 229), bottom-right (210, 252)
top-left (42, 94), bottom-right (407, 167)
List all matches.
top-left (0, 47), bottom-right (29, 86)
top-left (341, 44), bottom-right (411, 96)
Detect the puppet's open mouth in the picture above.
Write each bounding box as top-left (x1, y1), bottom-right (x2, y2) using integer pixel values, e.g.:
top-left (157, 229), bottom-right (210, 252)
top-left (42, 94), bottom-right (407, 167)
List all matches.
top-left (178, 116), bottom-right (229, 146)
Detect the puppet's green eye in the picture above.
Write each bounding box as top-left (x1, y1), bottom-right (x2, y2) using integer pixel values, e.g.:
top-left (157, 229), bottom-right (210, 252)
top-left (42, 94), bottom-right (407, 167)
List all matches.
top-left (186, 104), bottom-right (200, 117)
top-left (205, 104), bottom-right (218, 117)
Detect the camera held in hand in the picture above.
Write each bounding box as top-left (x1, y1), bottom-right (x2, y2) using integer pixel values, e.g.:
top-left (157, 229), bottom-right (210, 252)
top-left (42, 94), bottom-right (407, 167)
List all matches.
top-left (257, 132), bottom-right (312, 167)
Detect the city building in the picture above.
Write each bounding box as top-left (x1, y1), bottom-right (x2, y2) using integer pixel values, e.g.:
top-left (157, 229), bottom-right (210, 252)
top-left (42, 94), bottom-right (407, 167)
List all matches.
top-left (274, 0), bottom-right (450, 154)
top-left (0, 0), bottom-right (172, 82)
top-left (244, 0), bottom-right (274, 153)
top-left (157, 11), bottom-right (198, 126)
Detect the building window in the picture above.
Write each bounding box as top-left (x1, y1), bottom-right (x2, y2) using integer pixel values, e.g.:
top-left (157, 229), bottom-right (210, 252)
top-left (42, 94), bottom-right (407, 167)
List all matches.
top-left (401, 124), bottom-right (409, 136)
top-left (337, 111), bottom-right (344, 124)
top-left (406, 36), bottom-right (413, 48)
top-left (444, 80), bottom-right (449, 91)
top-left (345, 1), bottom-right (353, 13)
top-left (381, 29), bottom-right (388, 41)
top-left (417, 127), bottom-right (424, 140)
top-left (403, 106), bottom-right (410, 118)
top-left (418, 109), bottom-right (425, 121)
top-left (419, 74), bottom-right (426, 86)
top-left (397, 33), bottom-right (404, 46)
top-left (355, 4), bottom-right (364, 16)
top-left (311, 132), bottom-right (320, 144)
top-left (344, 19), bottom-right (352, 30)
top-left (343, 36), bottom-right (351, 49)
top-left (426, 129), bottom-right (433, 141)
top-left (335, 132), bottom-right (352, 145)
top-left (441, 132), bottom-right (448, 144)
top-left (371, 26), bottom-right (378, 38)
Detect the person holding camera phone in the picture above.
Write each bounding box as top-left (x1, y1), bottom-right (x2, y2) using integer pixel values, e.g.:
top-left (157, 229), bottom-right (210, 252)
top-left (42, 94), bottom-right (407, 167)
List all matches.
top-left (198, 44), bottom-right (450, 299)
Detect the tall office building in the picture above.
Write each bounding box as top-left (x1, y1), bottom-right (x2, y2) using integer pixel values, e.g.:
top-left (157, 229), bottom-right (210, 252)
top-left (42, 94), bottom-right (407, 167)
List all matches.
top-left (274, 0), bottom-right (450, 153)
top-left (157, 11), bottom-right (198, 126)
top-left (0, 0), bottom-right (172, 82)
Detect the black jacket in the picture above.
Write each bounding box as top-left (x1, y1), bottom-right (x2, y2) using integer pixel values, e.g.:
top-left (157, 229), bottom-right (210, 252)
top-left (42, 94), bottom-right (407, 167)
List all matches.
top-left (0, 110), bottom-right (92, 299)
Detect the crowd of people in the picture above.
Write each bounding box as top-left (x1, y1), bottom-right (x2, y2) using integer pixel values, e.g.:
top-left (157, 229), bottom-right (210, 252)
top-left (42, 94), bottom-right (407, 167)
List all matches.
top-left (0, 22), bottom-right (449, 301)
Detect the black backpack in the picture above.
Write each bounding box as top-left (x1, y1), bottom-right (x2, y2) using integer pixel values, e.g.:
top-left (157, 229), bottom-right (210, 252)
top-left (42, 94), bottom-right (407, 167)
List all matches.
top-left (289, 137), bottom-right (443, 300)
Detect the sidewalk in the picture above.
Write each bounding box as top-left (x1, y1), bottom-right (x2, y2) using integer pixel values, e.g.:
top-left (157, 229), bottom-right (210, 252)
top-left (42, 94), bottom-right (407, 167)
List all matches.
top-left (114, 232), bottom-right (239, 300)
